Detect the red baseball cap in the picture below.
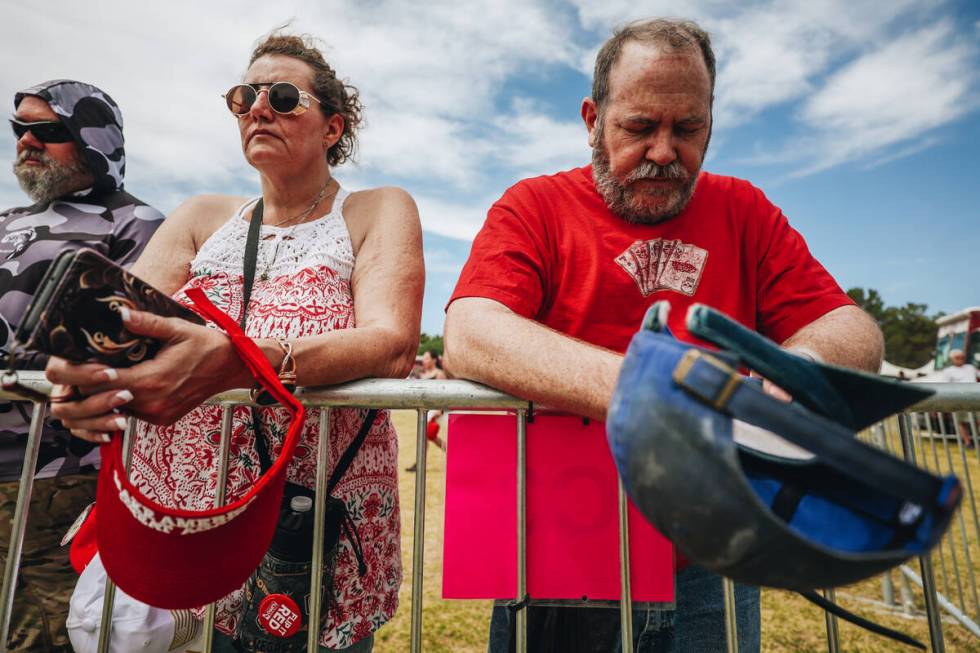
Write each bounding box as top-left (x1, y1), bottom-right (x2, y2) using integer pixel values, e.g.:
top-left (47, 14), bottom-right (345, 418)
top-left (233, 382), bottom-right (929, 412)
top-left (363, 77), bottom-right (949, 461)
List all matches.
top-left (96, 287), bottom-right (305, 609)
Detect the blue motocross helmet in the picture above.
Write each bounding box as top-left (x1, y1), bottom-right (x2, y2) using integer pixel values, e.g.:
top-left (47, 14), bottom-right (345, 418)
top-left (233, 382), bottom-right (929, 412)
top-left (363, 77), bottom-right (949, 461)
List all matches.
top-left (607, 302), bottom-right (961, 592)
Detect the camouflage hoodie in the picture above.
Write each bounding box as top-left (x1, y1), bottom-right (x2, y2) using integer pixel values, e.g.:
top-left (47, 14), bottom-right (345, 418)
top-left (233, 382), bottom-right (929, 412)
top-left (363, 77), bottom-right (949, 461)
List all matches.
top-left (0, 80), bottom-right (164, 481)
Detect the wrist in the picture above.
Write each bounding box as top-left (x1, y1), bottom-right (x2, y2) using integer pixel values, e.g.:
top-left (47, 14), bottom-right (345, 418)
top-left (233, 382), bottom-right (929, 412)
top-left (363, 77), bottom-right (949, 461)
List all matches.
top-left (249, 338), bottom-right (297, 402)
top-left (223, 338), bottom-right (281, 391)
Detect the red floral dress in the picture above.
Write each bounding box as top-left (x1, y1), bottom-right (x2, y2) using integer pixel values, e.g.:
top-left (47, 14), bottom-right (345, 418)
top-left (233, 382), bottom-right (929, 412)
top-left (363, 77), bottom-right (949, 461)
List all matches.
top-left (129, 190), bottom-right (401, 648)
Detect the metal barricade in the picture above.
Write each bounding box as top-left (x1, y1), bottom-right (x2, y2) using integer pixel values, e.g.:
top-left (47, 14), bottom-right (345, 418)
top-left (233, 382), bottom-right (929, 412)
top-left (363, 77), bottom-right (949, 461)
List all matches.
top-left (0, 376), bottom-right (978, 652)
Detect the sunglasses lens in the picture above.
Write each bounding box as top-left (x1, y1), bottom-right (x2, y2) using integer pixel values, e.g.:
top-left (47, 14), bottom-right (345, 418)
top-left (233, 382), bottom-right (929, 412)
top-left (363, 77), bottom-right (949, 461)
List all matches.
top-left (268, 83), bottom-right (301, 114)
top-left (225, 85), bottom-right (256, 115)
top-left (10, 119), bottom-right (73, 143)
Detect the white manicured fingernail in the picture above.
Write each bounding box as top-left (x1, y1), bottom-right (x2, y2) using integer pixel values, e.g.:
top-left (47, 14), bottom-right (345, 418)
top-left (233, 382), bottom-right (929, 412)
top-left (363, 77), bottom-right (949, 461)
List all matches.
top-left (111, 390), bottom-right (133, 406)
top-left (99, 368), bottom-right (119, 382)
top-left (119, 307), bottom-right (131, 322)
top-left (99, 433), bottom-right (111, 443)
top-left (114, 416), bottom-right (128, 430)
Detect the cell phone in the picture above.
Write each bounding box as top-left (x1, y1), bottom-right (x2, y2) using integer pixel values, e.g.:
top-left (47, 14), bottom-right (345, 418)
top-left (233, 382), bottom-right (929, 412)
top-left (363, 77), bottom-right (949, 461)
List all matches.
top-left (14, 247), bottom-right (205, 367)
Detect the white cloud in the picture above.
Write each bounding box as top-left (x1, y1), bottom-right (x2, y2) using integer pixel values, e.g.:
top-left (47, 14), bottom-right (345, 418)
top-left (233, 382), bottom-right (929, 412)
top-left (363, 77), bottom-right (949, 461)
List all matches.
top-left (413, 194), bottom-right (491, 241)
top-left (0, 0), bottom-right (583, 211)
top-left (494, 99), bottom-right (589, 179)
top-left (858, 136), bottom-right (941, 171)
top-left (0, 0), bottom-right (977, 233)
top-left (787, 20), bottom-right (977, 176)
top-left (357, 111), bottom-right (485, 189)
top-left (566, 1), bottom-right (953, 138)
top-left (571, 0), bottom-right (725, 33)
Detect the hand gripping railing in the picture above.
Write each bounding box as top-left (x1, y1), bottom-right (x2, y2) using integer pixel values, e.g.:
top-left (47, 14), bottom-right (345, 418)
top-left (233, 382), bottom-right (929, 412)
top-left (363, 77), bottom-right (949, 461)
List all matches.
top-left (1, 376), bottom-right (979, 652)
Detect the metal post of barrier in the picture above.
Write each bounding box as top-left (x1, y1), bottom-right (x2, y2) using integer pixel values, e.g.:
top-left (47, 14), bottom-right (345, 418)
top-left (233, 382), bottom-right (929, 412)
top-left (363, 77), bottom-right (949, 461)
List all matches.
top-left (969, 411), bottom-right (980, 464)
top-left (410, 409), bottom-right (428, 653)
top-left (618, 478), bottom-right (633, 653)
top-left (938, 430), bottom-right (967, 612)
top-left (899, 413), bottom-right (946, 653)
top-left (516, 408), bottom-right (528, 653)
top-left (309, 409), bottom-right (333, 652)
top-left (961, 420), bottom-right (980, 547)
top-left (899, 573), bottom-right (916, 616)
top-left (201, 406), bottom-right (234, 653)
top-left (96, 419), bottom-right (138, 653)
top-left (948, 433), bottom-right (980, 621)
top-left (932, 415), bottom-right (963, 604)
top-left (722, 578), bottom-right (738, 653)
top-left (921, 417), bottom-right (954, 601)
top-left (881, 572), bottom-right (896, 607)
top-left (0, 402), bottom-right (45, 653)
top-left (822, 589), bottom-right (840, 653)
top-left (903, 418), bottom-right (925, 611)
top-left (874, 421), bottom-right (899, 610)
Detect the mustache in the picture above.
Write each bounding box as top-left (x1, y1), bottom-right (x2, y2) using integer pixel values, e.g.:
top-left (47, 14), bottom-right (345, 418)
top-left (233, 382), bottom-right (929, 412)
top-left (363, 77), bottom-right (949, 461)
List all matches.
top-left (625, 160), bottom-right (687, 183)
top-left (15, 149), bottom-right (47, 165)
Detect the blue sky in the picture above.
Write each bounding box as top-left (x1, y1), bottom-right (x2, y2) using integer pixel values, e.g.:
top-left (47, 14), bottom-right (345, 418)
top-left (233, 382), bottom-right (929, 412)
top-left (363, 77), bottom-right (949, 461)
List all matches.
top-left (1, 0), bottom-right (978, 335)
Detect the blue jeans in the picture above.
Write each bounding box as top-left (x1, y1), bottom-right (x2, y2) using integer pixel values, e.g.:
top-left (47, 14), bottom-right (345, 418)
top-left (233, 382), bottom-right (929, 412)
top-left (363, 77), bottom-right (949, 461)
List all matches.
top-left (488, 565), bottom-right (760, 653)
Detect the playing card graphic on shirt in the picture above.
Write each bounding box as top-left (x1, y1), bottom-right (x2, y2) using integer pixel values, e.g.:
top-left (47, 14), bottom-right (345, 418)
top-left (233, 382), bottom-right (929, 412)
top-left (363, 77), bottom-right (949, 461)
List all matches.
top-left (659, 242), bottom-right (708, 295)
top-left (615, 238), bottom-right (708, 297)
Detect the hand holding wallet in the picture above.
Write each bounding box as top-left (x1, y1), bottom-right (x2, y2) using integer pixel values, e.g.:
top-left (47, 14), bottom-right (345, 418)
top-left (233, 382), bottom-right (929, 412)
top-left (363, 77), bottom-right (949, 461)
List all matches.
top-left (13, 247), bottom-right (204, 368)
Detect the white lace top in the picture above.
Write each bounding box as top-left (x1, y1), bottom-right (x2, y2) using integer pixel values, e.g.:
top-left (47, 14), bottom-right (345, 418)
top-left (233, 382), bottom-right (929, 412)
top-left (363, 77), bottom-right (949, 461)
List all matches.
top-left (195, 193), bottom-right (355, 285)
top-left (129, 189), bottom-right (401, 648)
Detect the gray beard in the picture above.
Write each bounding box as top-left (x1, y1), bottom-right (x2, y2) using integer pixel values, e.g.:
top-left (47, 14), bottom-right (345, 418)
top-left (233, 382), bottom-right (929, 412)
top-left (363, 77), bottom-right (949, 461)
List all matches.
top-left (591, 143), bottom-right (699, 226)
top-left (13, 151), bottom-right (91, 205)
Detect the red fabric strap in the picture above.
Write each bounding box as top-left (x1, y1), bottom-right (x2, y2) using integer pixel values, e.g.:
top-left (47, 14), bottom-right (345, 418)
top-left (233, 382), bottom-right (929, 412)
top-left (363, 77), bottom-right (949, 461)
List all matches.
top-left (104, 288), bottom-right (306, 517)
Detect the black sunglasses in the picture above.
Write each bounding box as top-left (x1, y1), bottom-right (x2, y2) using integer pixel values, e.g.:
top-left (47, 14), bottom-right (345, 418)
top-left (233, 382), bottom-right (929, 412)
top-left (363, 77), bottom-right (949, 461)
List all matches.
top-left (9, 118), bottom-right (74, 144)
top-left (223, 82), bottom-right (321, 116)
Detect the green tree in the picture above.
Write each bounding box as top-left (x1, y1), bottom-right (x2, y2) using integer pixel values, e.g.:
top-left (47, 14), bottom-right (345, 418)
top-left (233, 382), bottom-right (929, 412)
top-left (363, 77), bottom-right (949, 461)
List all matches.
top-left (847, 288), bottom-right (939, 368)
top-left (846, 288), bottom-right (886, 322)
top-left (418, 333), bottom-right (443, 357)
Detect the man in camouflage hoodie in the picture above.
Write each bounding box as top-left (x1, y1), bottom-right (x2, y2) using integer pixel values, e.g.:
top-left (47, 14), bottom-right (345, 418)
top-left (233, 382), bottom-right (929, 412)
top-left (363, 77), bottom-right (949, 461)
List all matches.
top-left (0, 80), bottom-right (163, 652)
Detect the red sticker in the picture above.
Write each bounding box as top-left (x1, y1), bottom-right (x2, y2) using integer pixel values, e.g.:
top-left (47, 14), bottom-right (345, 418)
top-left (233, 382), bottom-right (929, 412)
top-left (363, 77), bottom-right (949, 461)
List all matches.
top-left (258, 594), bottom-right (302, 638)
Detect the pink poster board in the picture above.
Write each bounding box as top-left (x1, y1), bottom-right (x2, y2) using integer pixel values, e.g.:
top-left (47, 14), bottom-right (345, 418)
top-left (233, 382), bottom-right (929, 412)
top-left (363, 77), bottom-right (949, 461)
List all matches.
top-left (442, 413), bottom-right (674, 602)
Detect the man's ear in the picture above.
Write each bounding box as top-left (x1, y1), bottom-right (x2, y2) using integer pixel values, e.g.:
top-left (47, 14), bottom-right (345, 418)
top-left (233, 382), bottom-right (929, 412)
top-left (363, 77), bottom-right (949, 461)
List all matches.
top-left (323, 113), bottom-right (345, 150)
top-left (581, 97), bottom-right (599, 148)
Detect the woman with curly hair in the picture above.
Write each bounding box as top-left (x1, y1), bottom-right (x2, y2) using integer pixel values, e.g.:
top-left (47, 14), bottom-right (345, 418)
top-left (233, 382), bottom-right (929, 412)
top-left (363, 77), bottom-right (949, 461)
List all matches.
top-left (47, 31), bottom-right (422, 652)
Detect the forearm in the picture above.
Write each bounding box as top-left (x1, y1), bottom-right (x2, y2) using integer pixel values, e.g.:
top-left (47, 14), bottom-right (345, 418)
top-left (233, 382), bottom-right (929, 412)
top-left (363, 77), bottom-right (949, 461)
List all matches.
top-left (444, 298), bottom-right (622, 421)
top-left (236, 325), bottom-right (417, 390)
top-left (781, 305), bottom-right (883, 372)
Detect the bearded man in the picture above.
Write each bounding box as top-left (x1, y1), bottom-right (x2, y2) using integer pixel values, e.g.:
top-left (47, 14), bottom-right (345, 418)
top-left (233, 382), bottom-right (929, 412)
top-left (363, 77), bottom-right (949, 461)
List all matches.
top-left (0, 80), bottom-right (162, 652)
top-left (444, 19), bottom-right (883, 653)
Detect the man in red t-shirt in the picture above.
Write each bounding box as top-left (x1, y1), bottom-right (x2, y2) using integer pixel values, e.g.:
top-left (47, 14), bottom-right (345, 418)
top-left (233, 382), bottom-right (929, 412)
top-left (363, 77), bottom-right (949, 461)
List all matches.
top-left (445, 18), bottom-right (883, 653)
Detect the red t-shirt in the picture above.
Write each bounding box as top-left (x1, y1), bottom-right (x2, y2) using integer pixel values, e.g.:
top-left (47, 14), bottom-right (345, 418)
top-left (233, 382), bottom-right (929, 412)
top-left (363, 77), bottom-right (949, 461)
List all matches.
top-left (449, 166), bottom-right (852, 352)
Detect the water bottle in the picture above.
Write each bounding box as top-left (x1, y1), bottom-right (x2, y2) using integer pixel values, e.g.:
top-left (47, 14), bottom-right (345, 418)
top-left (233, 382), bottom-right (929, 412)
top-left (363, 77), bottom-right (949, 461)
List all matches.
top-left (235, 492), bottom-right (322, 652)
top-left (270, 495), bottom-right (315, 561)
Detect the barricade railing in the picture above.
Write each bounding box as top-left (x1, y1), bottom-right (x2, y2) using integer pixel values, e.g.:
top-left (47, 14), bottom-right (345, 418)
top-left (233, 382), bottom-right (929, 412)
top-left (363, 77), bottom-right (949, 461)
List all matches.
top-left (860, 393), bottom-right (980, 651)
top-left (0, 374), bottom-right (978, 653)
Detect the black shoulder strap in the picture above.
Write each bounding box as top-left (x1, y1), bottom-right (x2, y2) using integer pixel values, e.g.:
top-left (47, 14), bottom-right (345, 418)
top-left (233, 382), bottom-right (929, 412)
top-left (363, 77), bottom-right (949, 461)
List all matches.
top-left (240, 198), bottom-right (264, 331)
top-left (241, 196), bottom-right (377, 490)
top-left (328, 409), bottom-right (378, 493)
top-left (252, 407), bottom-right (378, 493)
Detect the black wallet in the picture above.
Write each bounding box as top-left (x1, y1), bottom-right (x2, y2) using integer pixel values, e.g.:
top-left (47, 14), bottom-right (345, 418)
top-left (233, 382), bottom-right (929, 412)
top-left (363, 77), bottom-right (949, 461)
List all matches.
top-left (14, 247), bottom-right (204, 367)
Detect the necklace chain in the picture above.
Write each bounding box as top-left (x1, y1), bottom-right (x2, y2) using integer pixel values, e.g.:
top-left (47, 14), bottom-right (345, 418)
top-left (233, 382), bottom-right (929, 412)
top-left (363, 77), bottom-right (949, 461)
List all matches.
top-left (265, 178), bottom-right (335, 228)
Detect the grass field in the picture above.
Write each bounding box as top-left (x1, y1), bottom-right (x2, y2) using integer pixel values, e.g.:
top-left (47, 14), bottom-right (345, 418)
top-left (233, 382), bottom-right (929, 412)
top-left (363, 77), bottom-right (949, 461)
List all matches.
top-left (373, 411), bottom-right (980, 652)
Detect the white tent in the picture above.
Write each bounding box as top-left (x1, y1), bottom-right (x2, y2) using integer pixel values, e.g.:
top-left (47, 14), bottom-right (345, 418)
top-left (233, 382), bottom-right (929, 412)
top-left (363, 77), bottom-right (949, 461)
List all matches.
top-left (879, 359), bottom-right (933, 379)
